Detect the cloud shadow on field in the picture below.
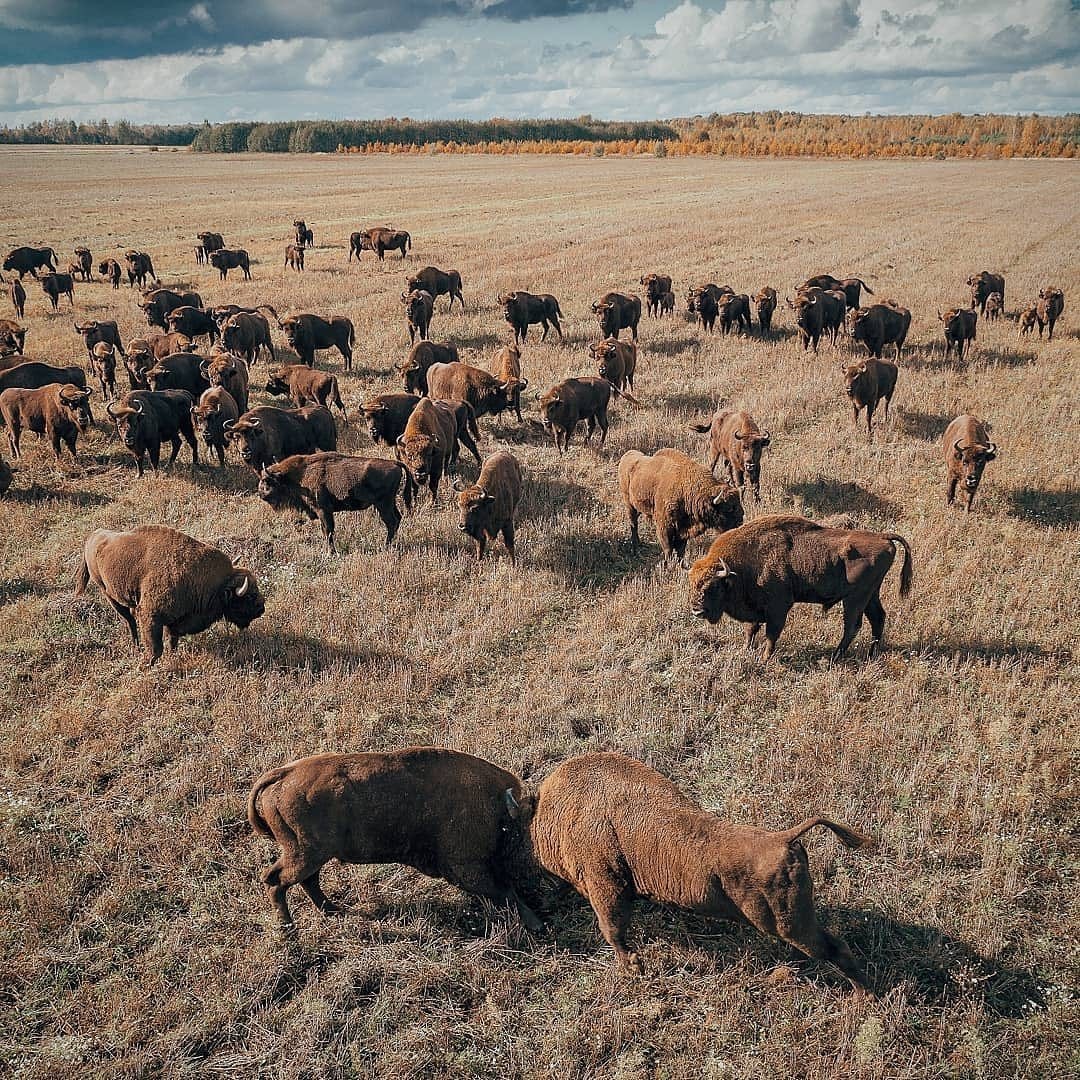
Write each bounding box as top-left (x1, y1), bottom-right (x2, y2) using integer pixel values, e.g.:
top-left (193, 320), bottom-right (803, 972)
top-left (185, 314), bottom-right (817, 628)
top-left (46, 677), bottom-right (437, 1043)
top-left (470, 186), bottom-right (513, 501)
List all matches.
top-left (896, 408), bottom-right (952, 442)
top-left (785, 479), bottom-right (902, 520)
top-left (1005, 486), bottom-right (1080, 529)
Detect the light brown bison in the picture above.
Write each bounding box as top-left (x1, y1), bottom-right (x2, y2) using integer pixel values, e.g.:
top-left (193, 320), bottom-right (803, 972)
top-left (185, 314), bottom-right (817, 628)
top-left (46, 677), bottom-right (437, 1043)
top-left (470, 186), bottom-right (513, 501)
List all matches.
top-left (247, 747), bottom-right (541, 935)
top-left (1, 383), bottom-right (93, 462)
top-left (539, 377), bottom-right (611, 453)
top-left (618, 448), bottom-right (743, 565)
top-left (754, 287), bottom-right (777, 335)
top-left (350, 227), bottom-right (411, 261)
top-left (690, 407), bottom-right (770, 498)
top-left (590, 338), bottom-right (637, 393)
top-left (399, 340), bottom-right (458, 395)
top-left (40, 272), bottom-right (75, 312)
top-left (491, 343), bottom-right (525, 422)
top-left (968, 271), bottom-right (1004, 315)
top-left (939, 307), bottom-right (977, 360)
top-left (850, 303), bottom-right (911, 360)
top-left (107, 390), bottom-right (199, 475)
top-left (1035, 287), bottom-right (1064, 339)
top-left (407, 266), bottom-right (463, 312)
top-left (210, 249), bottom-right (251, 281)
top-left (395, 397), bottom-right (460, 502)
top-left (0, 317), bottom-right (26, 354)
top-left (361, 392), bottom-right (421, 447)
top-left (501, 291), bottom-right (563, 343)
top-left (842, 357), bottom-right (897, 438)
top-left (192, 386), bottom-right (239, 467)
top-left (1017, 306), bottom-right (1039, 337)
top-left (984, 292), bottom-right (1003, 322)
top-left (89, 342), bottom-right (117, 401)
top-left (592, 291), bottom-right (641, 341)
top-left (75, 525), bottom-right (263, 665)
top-left (278, 314), bottom-right (354, 371)
top-left (224, 405), bottom-right (337, 474)
top-left (284, 244), bottom-right (305, 272)
top-left (943, 414), bottom-right (997, 512)
top-left (259, 452), bottom-right (414, 552)
top-left (201, 352), bottom-right (249, 414)
top-left (426, 361), bottom-right (520, 422)
top-left (455, 451), bottom-right (524, 562)
top-left (689, 515), bottom-right (913, 661)
top-left (402, 288), bottom-right (434, 344)
top-left (519, 752), bottom-right (874, 992)
top-left (266, 363), bottom-right (345, 419)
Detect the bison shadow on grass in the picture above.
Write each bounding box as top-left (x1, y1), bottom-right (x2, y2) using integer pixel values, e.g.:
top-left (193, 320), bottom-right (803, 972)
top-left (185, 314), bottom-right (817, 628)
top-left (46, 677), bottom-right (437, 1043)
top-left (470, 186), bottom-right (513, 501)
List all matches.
top-left (517, 474), bottom-right (601, 520)
top-left (647, 335), bottom-right (700, 358)
top-left (1006, 486), bottom-right (1080, 530)
top-left (204, 626), bottom-right (417, 674)
top-left (2, 484), bottom-right (111, 509)
top-left (541, 530), bottom-right (639, 590)
top-left (785, 479), bottom-right (902, 522)
top-left (896, 408), bottom-right (953, 442)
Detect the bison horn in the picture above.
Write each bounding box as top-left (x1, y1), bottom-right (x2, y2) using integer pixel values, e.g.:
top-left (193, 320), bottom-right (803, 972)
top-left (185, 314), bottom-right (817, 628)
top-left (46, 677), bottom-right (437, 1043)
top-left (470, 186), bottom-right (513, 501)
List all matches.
top-left (734, 431), bottom-right (746, 441)
top-left (133, 400), bottom-right (144, 414)
top-left (712, 493), bottom-right (730, 506)
top-left (518, 378), bottom-right (528, 390)
top-left (396, 435), bottom-right (406, 446)
top-left (759, 431), bottom-right (770, 445)
top-left (223, 419), bottom-right (236, 430)
top-left (984, 442), bottom-right (997, 457)
top-left (248, 418), bottom-right (260, 428)
top-left (235, 575), bottom-right (250, 597)
top-left (713, 558), bottom-right (736, 578)
top-left (453, 479), bottom-right (466, 492)
top-left (504, 788), bottom-right (521, 819)
top-left (953, 440), bottom-right (965, 455)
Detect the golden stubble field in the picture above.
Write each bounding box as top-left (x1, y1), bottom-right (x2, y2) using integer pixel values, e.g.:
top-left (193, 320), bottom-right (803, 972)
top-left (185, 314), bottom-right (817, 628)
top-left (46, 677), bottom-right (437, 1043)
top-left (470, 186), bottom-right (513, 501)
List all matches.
top-left (0, 148), bottom-right (1077, 1079)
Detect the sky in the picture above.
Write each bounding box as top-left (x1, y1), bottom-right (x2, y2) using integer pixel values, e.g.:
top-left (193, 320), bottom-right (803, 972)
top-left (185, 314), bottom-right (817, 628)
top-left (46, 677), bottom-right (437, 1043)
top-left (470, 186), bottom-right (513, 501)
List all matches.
top-left (0, 0), bottom-right (1077, 125)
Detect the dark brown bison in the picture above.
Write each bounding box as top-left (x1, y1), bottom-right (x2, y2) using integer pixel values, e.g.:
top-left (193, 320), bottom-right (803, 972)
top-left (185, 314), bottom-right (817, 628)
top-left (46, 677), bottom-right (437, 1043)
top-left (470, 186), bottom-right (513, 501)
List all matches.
top-left (221, 312), bottom-right (274, 364)
top-left (284, 244), bottom-right (305, 272)
top-left (0, 361), bottom-right (87, 396)
top-left (426, 361), bottom-right (519, 422)
top-left (690, 407), bottom-right (770, 498)
top-left (1, 383), bottom-right (93, 462)
top-left (501, 291), bottom-right (563, 343)
top-left (407, 266), bottom-right (463, 312)
top-left (166, 306), bottom-right (219, 344)
top-left (139, 289), bottom-right (203, 330)
top-left (210, 249), bottom-right (251, 281)
top-left (640, 273), bottom-right (672, 318)
top-left (247, 747), bottom-right (541, 935)
top-left (191, 386), bottom-right (239, 467)
top-left (196, 232), bottom-right (225, 264)
top-left (293, 220), bottom-right (314, 248)
top-left (124, 250), bottom-right (157, 288)
top-left (939, 307), bottom-right (977, 361)
top-left (89, 342), bottom-right (118, 401)
top-left (224, 405), bottom-right (337, 474)
top-left (802, 275), bottom-right (873, 310)
top-left (787, 289), bottom-right (826, 351)
top-left (74, 320), bottom-right (126, 363)
top-left (968, 271), bottom-right (1004, 315)
top-left (40, 273), bottom-right (75, 312)
top-left (518, 752), bottom-right (875, 993)
top-left (402, 288), bottom-right (434, 344)
top-left (658, 290), bottom-right (675, 316)
top-left (491, 343), bottom-right (525, 422)
top-left (3, 246), bottom-right (58, 279)
top-left (539, 377), bottom-right (611, 453)
top-left (278, 314), bottom-right (354, 371)
top-left (0, 317), bottom-right (26, 354)
top-left (590, 338), bottom-right (637, 393)
top-left (361, 393), bottom-right (421, 447)
top-left (72, 247), bottom-right (93, 281)
top-left (592, 291), bottom-right (641, 341)
top-left (718, 293), bottom-right (752, 335)
top-left (455, 451), bottom-right (524, 562)
top-left (0, 449), bottom-right (11, 495)
top-left (754, 287), bottom-right (777, 335)
top-left (842, 357), bottom-right (897, 438)
top-left (696, 288), bottom-right (719, 332)
top-left (687, 283), bottom-right (733, 314)
top-left (399, 341), bottom-right (458, 395)
top-left (689, 515), bottom-right (913, 661)
top-left (850, 303), bottom-right (911, 360)
top-left (1036, 287), bottom-right (1064, 339)
top-left (75, 525), bottom-right (263, 666)
top-left (943, 414), bottom-right (997, 512)
top-left (8, 279), bottom-right (26, 319)
top-left (395, 397), bottom-right (463, 502)
top-left (259, 452), bottom-right (414, 552)
top-left (210, 303), bottom-right (278, 329)
top-left (98, 259), bottom-right (122, 289)
top-left (146, 353), bottom-right (210, 400)
top-left (106, 389), bottom-right (198, 475)
top-left (350, 227), bottom-right (410, 261)
top-left (201, 352), bottom-right (249, 414)
top-left (266, 363), bottom-right (346, 420)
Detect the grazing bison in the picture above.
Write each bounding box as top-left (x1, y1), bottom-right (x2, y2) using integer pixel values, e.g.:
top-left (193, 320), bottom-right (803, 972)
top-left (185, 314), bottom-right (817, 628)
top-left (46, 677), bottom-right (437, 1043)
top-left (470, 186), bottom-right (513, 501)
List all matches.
top-left (361, 393), bottom-right (421, 447)
top-left (222, 311), bottom-right (274, 365)
top-left (590, 338), bottom-right (637, 393)
top-left (939, 307), bottom-right (977, 361)
top-left (146, 353), bottom-right (210, 400)
top-left (850, 303), bottom-right (911, 360)
top-left (75, 525), bottom-right (263, 666)
top-left (3, 246), bottom-right (58, 279)
top-left (539, 377), bottom-right (611, 453)
top-left (139, 289), bottom-right (203, 330)
top-left (501, 291), bottom-right (563, 343)
top-left (690, 515), bottom-right (913, 661)
top-left (40, 273), bottom-right (75, 312)
top-left (247, 747), bottom-right (541, 935)
top-left (402, 288), bottom-right (434, 344)
top-left (984, 292), bottom-right (1003, 322)
top-left (130, 331), bottom-right (195, 364)
top-left (98, 259), bottom-right (123, 289)
top-left (279, 314), bottom-right (354, 371)
top-left (943, 414), bottom-right (997, 512)
top-left (455, 451), bottom-right (524, 563)
top-left (491, 343), bottom-right (525, 422)
top-left (259, 452), bottom-right (413, 552)
top-left (1036, 287), bottom-right (1064, 339)
top-left (89, 343), bottom-right (118, 401)
top-left (107, 390), bottom-right (198, 475)
top-left (192, 386), bottom-right (239, 467)
top-left (0, 317), bottom-right (26, 354)
top-left (124, 250), bottom-right (157, 289)
top-left (224, 405), bottom-right (337, 474)
top-left (399, 341), bottom-right (458, 395)
top-left (350, 227), bottom-right (410, 261)
top-left (592, 291), bottom-right (641, 341)
top-left (755, 287), bottom-right (777, 335)
top-left (842, 358), bottom-right (897, 438)
top-left (718, 293), bottom-right (752, 335)
top-left (8, 279), bottom-right (26, 319)
top-left (167, 305), bottom-right (219, 344)
top-left (619, 448), bottom-right (743, 564)
top-left (284, 244), bottom-right (305, 272)
top-left (690, 407), bottom-right (770, 498)
top-left (426, 361), bottom-right (519, 422)
top-left (0, 361), bottom-right (87, 396)
top-left (266, 363), bottom-right (346, 419)
top-left (968, 271), bottom-right (1005, 315)
top-left (210, 249), bottom-right (251, 281)
top-left (640, 274), bottom-right (673, 318)
top-left (72, 247), bottom-right (93, 282)
top-left (293, 220), bottom-right (314, 248)
top-left (407, 266), bottom-right (464, 312)
top-left (518, 752), bottom-right (875, 993)
top-left (74, 320), bottom-right (126, 363)
top-left (201, 352), bottom-right (249, 413)
top-left (1, 383), bottom-right (93, 462)
top-left (395, 397), bottom-right (462, 502)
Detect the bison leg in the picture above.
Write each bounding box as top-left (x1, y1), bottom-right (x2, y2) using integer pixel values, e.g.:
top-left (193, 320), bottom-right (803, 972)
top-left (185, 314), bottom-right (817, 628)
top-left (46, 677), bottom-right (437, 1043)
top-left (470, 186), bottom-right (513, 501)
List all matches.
top-left (458, 425), bottom-right (481, 464)
top-left (946, 476), bottom-right (958, 506)
top-left (317, 510), bottom-right (337, 553)
top-left (7, 424), bottom-right (20, 458)
top-left (501, 522), bottom-right (516, 564)
top-left (108, 599), bottom-right (139, 647)
top-left (214, 442), bottom-right (226, 467)
top-left (776, 912), bottom-right (874, 997)
top-left (627, 505), bottom-right (640, 545)
top-left (596, 411), bottom-right (609, 447)
top-left (164, 436), bottom-right (181, 470)
top-left (864, 593), bottom-right (886, 656)
top-left (300, 871), bottom-right (346, 915)
top-left (745, 622), bottom-right (761, 650)
top-left (761, 613), bottom-right (788, 662)
top-left (376, 501), bottom-right (402, 547)
top-left (166, 626), bottom-right (180, 652)
top-left (832, 597), bottom-right (867, 662)
top-left (583, 871), bottom-right (640, 972)
top-left (452, 863), bottom-right (543, 933)
top-left (136, 611), bottom-right (165, 666)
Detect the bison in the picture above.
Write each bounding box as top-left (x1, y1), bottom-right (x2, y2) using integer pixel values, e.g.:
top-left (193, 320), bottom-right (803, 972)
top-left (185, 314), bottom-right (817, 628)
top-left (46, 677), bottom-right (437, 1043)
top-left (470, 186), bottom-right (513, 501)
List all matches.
top-left (75, 525), bottom-right (263, 666)
top-left (402, 288), bottom-right (434, 344)
top-left (210, 303), bottom-right (278, 329)
top-left (3, 246), bottom-right (58, 279)
top-left (1, 383), bottom-right (93, 462)
top-left (517, 751), bottom-right (874, 993)
top-left (259, 452), bottom-right (414, 552)
top-left (124, 250), bottom-right (157, 289)
top-left (850, 303), bottom-right (911, 360)
top-left (278, 314), bottom-right (354, 371)
top-left (8, 279), bottom-right (26, 319)
top-left (224, 405), bottom-right (337, 474)
top-left (399, 341), bottom-right (458, 395)
top-left (0, 449), bottom-right (10, 495)
top-left (689, 514), bottom-right (913, 661)
top-left (210, 249), bottom-right (251, 281)
top-left (658, 290), bottom-right (675, 317)
top-left (718, 293), bottom-right (752, 335)
top-left (74, 320), bottom-right (126, 363)
top-left (539, 377), bottom-right (611, 454)
top-left (167, 306), bottom-right (219, 345)
top-left (640, 273), bottom-right (673, 318)
top-left (247, 747), bottom-right (541, 935)
top-left (426, 361), bottom-right (519, 422)
top-left (939, 307), bottom-right (977, 361)
top-left (842, 358), bottom-right (897, 438)
top-left (146, 353), bottom-right (210, 400)
top-left (687, 283), bottom-right (732, 314)
top-left (802, 275), bottom-right (873, 310)
top-left (350, 227), bottom-right (411, 261)
top-left (755, 287), bottom-right (777, 335)
top-left (293, 220), bottom-right (314, 248)
top-left (696, 289), bottom-right (719, 332)
top-left (407, 266), bottom-right (463, 312)
top-left (265, 363), bottom-right (346, 420)
top-left (455, 451), bottom-right (524, 562)
top-left (984, 292), bottom-right (1003, 322)
top-left (89, 343), bottom-right (118, 401)
top-left (98, 259), bottom-right (123, 289)
top-left (501, 291), bottom-right (563, 343)
top-left (491, 343), bottom-right (525, 422)
top-left (139, 289), bottom-right (203, 330)
top-left (1035, 287), bottom-right (1064, 339)
top-left (284, 244), bottom-right (305, 272)
top-left (192, 386), bottom-right (239, 467)
top-left (72, 247), bottom-right (93, 282)
top-left (201, 352), bottom-right (249, 414)
top-left (1017, 306), bottom-right (1039, 338)
top-left (590, 338), bottom-right (637, 393)
top-left (690, 407), bottom-right (770, 498)
top-left (107, 390), bottom-right (198, 475)
top-left (222, 311), bottom-right (274, 365)
top-left (395, 397), bottom-right (462, 502)
top-left (943, 414), bottom-right (997, 512)
top-left (0, 361), bottom-right (87, 396)
top-left (359, 395), bottom-right (418, 449)
top-left (968, 271), bottom-right (1005, 315)
top-left (619, 448), bottom-right (743, 565)
top-left (0, 317), bottom-right (26, 354)
top-left (40, 273), bottom-right (75, 312)
top-left (592, 291), bottom-right (640, 341)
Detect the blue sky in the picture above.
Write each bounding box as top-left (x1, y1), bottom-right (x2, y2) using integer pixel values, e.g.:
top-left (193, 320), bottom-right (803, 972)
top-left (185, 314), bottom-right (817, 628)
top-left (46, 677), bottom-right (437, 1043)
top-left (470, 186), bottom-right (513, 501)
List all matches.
top-left (0, 1), bottom-right (1077, 124)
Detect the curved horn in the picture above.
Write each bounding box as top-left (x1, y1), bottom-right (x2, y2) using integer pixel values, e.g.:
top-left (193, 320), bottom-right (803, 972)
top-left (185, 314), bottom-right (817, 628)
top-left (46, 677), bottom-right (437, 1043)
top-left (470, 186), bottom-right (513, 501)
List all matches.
top-left (235, 575), bottom-right (250, 597)
top-left (984, 442), bottom-right (997, 457)
top-left (133, 400), bottom-right (145, 414)
top-left (713, 558), bottom-right (736, 578)
top-left (759, 431), bottom-right (770, 445)
top-left (106, 401), bottom-right (118, 418)
top-left (248, 417), bottom-right (260, 428)
top-left (953, 440), bottom-right (965, 455)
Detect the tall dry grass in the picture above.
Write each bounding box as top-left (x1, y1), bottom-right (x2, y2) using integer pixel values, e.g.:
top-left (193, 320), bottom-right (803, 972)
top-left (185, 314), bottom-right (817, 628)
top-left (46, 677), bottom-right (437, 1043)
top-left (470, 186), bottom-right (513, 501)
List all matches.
top-left (0, 148), bottom-right (1077, 1079)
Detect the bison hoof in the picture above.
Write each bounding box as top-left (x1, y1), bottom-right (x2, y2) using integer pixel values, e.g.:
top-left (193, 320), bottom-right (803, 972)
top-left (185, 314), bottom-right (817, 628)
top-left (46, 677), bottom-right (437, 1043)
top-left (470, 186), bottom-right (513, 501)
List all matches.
top-left (617, 951), bottom-right (643, 974)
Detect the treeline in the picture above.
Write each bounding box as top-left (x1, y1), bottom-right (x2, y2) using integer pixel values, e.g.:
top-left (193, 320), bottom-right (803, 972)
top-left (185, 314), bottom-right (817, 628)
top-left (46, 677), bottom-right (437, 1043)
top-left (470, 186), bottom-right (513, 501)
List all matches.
top-left (0, 118), bottom-right (200, 146)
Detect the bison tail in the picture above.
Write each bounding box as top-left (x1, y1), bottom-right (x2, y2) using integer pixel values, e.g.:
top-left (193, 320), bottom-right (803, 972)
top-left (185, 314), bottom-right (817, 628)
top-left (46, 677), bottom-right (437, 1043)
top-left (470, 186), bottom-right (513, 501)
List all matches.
top-left (406, 233), bottom-right (412, 250)
top-left (860, 279), bottom-right (874, 295)
top-left (612, 387), bottom-right (644, 408)
top-left (781, 816), bottom-right (875, 852)
top-left (463, 400), bottom-right (480, 441)
top-left (73, 553), bottom-right (90, 597)
top-left (886, 533), bottom-right (914, 598)
top-left (247, 767), bottom-right (291, 839)
top-left (401, 465), bottom-right (417, 512)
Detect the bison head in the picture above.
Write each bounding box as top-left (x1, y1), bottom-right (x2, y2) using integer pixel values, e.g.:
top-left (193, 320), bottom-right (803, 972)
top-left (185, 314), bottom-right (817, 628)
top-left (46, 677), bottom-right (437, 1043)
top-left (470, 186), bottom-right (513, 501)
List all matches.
top-left (703, 482), bottom-right (745, 536)
top-left (265, 371), bottom-right (290, 397)
top-left (106, 398), bottom-right (146, 448)
top-left (953, 439), bottom-right (997, 494)
top-left (688, 553), bottom-right (738, 624)
top-left (73, 321), bottom-right (99, 336)
top-left (732, 429), bottom-right (770, 489)
top-left (400, 364), bottom-right (425, 395)
top-left (842, 361), bottom-right (869, 397)
top-left (221, 569), bottom-right (265, 628)
top-left (362, 401), bottom-right (390, 443)
top-left (539, 391), bottom-right (568, 429)
top-left (396, 433), bottom-right (436, 486)
top-left (224, 418), bottom-right (263, 465)
top-left (455, 481), bottom-right (495, 539)
top-left (1, 256), bottom-right (15, 273)
top-left (257, 464), bottom-right (303, 512)
top-left (58, 385), bottom-right (93, 430)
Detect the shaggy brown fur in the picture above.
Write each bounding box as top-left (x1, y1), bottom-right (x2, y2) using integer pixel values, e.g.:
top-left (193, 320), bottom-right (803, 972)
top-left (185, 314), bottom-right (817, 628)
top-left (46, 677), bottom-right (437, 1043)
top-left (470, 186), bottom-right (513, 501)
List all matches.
top-left (592, 291), bottom-right (641, 340)
top-left (402, 288), bottom-right (434, 344)
top-left (842, 357), bottom-right (898, 438)
top-left (222, 312), bottom-right (274, 365)
top-left (191, 386), bottom-right (239, 467)
top-left (1035, 287), bottom-right (1064, 339)
top-left (395, 396), bottom-right (458, 502)
top-left (539, 377), bottom-right (611, 454)
top-left (690, 407), bottom-right (770, 497)
top-left (754, 286), bottom-right (777, 334)
top-left (967, 270), bottom-right (1004, 315)
top-left (278, 314), bottom-right (354, 371)
top-left (361, 393), bottom-right (421, 446)
top-left (943, 414), bottom-right (997, 512)
top-left (399, 341), bottom-right (458, 395)
top-left (426, 361), bottom-right (517, 422)
top-left (1, 383), bottom-right (92, 462)
top-left (456, 451), bottom-right (524, 562)
top-left (74, 320), bottom-right (126, 362)
top-left (406, 266), bottom-right (464, 312)
top-left (940, 306), bottom-right (977, 358)
top-left (224, 405), bottom-right (336, 474)
top-left (90, 342), bottom-right (117, 401)
top-left (639, 273), bottom-right (672, 318)
top-left (266, 363), bottom-right (345, 420)
top-left (490, 343), bottom-right (525, 421)
top-left (202, 353), bottom-right (249, 414)
top-left (284, 244), bottom-right (305, 272)
top-left (106, 390), bottom-right (199, 476)
top-left (590, 338), bottom-right (637, 392)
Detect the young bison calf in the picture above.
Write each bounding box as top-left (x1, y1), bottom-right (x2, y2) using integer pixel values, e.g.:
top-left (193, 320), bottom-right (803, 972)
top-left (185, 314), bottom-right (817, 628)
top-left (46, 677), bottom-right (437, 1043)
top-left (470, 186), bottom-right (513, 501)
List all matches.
top-left (842, 357), bottom-right (897, 439)
top-left (943, 414), bottom-right (997, 512)
top-left (248, 747), bottom-right (543, 936)
top-left (455, 451), bottom-right (524, 562)
top-left (519, 752), bottom-right (875, 994)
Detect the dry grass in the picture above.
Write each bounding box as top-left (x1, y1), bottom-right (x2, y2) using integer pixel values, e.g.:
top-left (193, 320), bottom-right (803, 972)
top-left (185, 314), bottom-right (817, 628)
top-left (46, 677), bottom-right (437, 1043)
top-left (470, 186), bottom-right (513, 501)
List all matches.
top-left (0, 148), bottom-right (1077, 1079)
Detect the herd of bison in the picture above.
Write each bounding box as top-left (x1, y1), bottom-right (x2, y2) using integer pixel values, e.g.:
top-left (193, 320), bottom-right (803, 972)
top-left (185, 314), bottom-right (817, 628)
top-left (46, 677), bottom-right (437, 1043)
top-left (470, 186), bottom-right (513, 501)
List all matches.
top-left (0, 222), bottom-right (1067, 995)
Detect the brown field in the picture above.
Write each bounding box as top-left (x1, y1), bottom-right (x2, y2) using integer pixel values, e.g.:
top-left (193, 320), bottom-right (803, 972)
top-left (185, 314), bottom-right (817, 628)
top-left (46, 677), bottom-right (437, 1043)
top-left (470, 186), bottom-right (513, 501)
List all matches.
top-left (0, 149), bottom-right (1077, 1079)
